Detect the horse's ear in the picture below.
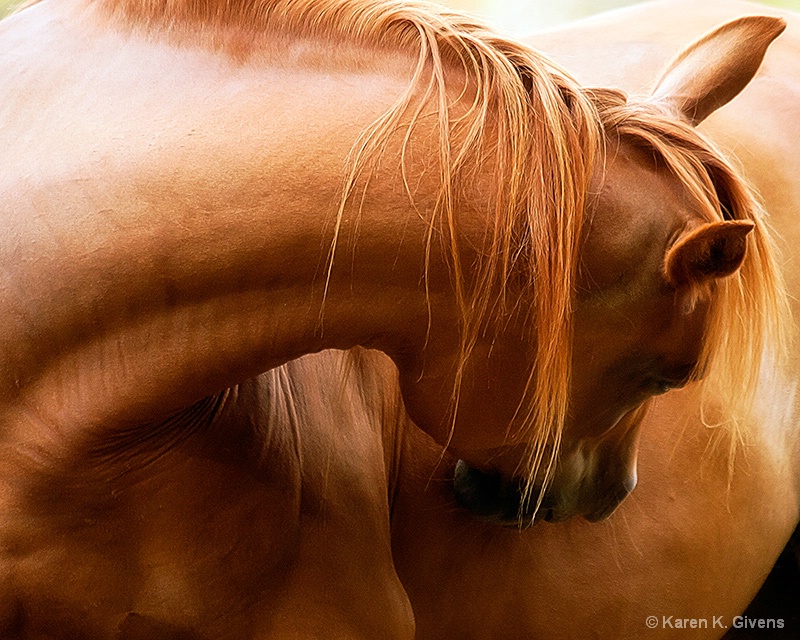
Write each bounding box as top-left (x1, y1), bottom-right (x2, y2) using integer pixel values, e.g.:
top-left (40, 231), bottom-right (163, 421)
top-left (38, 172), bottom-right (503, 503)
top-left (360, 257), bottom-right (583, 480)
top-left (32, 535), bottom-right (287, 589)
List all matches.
top-left (650, 16), bottom-right (785, 126)
top-left (664, 220), bottom-right (754, 287)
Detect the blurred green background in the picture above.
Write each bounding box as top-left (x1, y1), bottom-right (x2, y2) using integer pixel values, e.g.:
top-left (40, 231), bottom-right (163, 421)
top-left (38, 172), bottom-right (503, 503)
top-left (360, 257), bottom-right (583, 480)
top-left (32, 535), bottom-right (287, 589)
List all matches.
top-left (2, 0), bottom-right (799, 29)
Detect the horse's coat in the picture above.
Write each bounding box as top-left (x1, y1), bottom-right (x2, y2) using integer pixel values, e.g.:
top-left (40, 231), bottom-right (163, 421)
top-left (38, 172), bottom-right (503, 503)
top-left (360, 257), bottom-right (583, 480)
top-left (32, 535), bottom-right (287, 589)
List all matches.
top-left (0, 0), bottom-right (788, 529)
top-left (0, 0), bottom-right (794, 636)
top-left (0, 350), bottom-right (417, 637)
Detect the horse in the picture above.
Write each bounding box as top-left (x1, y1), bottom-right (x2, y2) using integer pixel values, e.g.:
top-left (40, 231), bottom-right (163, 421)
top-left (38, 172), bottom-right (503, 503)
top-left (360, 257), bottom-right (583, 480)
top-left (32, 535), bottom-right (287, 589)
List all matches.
top-left (0, 0), bottom-right (788, 531)
top-left (0, 0), bottom-right (790, 636)
top-left (388, 2), bottom-right (800, 638)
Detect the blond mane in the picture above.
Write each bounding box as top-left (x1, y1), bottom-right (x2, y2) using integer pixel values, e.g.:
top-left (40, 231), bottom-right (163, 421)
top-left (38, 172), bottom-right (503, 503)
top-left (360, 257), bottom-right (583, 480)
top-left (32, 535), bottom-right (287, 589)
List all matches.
top-left (83, 0), bottom-right (789, 498)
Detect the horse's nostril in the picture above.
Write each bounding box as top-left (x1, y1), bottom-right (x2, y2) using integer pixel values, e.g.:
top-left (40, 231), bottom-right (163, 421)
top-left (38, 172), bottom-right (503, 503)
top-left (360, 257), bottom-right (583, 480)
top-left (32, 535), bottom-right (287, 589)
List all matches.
top-left (452, 460), bottom-right (504, 518)
top-left (453, 461), bottom-right (547, 527)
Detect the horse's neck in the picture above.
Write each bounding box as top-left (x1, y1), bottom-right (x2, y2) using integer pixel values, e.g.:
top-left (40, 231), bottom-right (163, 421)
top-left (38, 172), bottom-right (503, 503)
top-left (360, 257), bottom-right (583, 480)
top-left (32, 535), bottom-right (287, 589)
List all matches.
top-left (0, 1), bottom-right (454, 433)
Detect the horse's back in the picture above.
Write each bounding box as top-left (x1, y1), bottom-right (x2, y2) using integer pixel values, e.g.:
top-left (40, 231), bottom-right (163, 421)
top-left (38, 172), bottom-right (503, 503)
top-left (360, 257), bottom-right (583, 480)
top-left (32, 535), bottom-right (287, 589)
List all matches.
top-left (534, 0), bottom-right (791, 88)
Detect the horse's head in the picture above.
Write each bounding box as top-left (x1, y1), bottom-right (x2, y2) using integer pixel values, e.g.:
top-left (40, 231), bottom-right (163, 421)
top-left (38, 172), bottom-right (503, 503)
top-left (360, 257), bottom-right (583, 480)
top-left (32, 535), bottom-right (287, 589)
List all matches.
top-left (397, 16), bottom-right (788, 526)
top-left (451, 131), bottom-right (758, 525)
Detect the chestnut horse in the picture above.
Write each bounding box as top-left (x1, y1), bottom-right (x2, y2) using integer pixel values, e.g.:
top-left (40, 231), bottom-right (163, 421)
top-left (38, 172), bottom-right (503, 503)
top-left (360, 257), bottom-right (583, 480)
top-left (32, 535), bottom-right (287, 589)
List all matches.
top-left (389, 2), bottom-right (800, 638)
top-left (0, 0), bottom-right (787, 526)
top-left (0, 0), bottom-right (790, 637)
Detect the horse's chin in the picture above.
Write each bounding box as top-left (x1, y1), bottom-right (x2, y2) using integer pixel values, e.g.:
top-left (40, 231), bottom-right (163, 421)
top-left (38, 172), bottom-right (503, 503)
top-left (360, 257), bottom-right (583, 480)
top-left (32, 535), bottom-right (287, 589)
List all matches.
top-left (452, 460), bottom-right (564, 528)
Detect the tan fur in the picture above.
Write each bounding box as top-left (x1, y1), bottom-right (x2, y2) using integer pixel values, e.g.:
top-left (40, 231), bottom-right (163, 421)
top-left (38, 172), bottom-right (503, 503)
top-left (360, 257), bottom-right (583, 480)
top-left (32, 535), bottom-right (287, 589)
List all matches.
top-left (73, 0), bottom-right (791, 500)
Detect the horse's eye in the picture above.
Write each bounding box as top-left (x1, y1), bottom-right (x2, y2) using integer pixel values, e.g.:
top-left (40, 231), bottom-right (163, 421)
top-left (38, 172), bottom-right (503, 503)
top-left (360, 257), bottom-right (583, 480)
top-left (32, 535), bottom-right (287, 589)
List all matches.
top-left (653, 381), bottom-right (673, 395)
top-left (642, 378), bottom-right (674, 395)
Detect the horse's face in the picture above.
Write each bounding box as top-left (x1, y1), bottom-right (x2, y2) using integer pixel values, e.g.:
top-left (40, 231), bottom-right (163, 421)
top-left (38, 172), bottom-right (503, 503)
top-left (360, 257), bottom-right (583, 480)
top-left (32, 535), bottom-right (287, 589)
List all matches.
top-left (445, 139), bottom-right (751, 526)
